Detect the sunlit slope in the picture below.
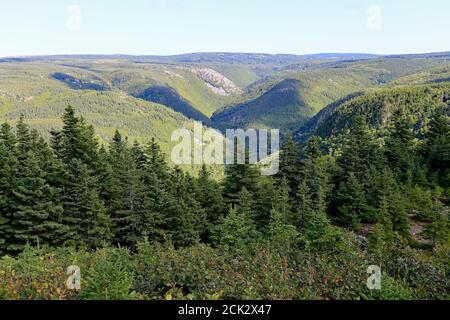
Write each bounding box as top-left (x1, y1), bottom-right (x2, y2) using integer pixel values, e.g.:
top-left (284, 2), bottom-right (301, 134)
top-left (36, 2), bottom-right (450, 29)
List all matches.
top-left (45, 59), bottom-right (242, 118)
top-left (211, 54), bottom-right (450, 132)
top-left (0, 62), bottom-right (191, 152)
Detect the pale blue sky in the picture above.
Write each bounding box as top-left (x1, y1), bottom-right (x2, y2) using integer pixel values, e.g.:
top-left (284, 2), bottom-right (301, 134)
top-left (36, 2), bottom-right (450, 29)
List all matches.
top-left (1, 0), bottom-right (449, 57)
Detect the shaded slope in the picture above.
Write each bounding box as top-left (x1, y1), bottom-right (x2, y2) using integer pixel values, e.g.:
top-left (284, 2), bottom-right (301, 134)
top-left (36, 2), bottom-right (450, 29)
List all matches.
top-left (136, 85), bottom-right (211, 124)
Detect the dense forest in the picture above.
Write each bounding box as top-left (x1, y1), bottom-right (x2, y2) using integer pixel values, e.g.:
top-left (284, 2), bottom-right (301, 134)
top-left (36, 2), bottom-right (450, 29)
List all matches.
top-left (0, 105), bottom-right (449, 300)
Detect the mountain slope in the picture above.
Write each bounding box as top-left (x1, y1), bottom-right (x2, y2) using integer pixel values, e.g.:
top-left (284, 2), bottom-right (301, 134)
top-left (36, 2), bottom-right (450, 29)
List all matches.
top-left (0, 61), bottom-right (193, 152)
top-left (296, 84), bottom-right (450, 141)
top-left (212, 54), bottom-right (450, 132)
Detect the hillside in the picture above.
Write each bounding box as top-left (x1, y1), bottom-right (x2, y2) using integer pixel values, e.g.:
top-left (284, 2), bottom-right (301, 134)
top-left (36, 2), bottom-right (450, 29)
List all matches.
top-left (211, 54), bottom-right (450, 132)
top-left (296, 84), bottom-right (450, 141)
top-left (2, 52), bottom-right (450, 147)
top-left (0, 61), bottom-right (193, 153)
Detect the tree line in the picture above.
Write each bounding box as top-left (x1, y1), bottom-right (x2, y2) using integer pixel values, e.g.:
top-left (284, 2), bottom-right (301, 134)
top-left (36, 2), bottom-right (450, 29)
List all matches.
top-left (0, 105), bottom-right (449, 256)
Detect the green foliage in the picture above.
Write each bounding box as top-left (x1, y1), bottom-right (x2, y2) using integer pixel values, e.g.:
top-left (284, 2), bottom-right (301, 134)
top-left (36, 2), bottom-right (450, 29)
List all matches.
top-left (0, 94), bottom-right (448, 301)
top-left (80, 248), bottom-right (138, 300)
top-left (362, 275), bottom-right (414, 300)
top-left (212, 199), bottom-right (259, 252)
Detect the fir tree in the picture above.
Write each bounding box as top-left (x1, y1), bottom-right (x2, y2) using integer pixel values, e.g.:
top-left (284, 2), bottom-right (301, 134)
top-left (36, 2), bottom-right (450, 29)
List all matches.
top-left (9, 119), bottom-right (67, 251)
top-left (196, 164), bottom-right (225, 240)
top-left (335, 173), bottom-right (367, 229)
top-left (63, 159), bottom-right (112, 248)
top-left (424, 110), bottom-right (450, 187)
top-left (222, 146), bottom-right (259, 206)
top-left (268, 208), bottom-right (298, 251)
top-left (212, 206), bottom-right (258, 250)
top-left (0, 125), bottom-right (18, 254)
top-left (272, 178), bottom-right (291, 225)
top-left (277, 133), bottom-right (302, 195)
top-left (164, 167), bottom-right (205, 247)
top-left (105, 131), bottom-right (145, 247)
top-left (384, 109), bottom-right (417, 183)
top-left (293, 181), bottom-right (315, 230)
top-left (337, 116), bottom-right (377, 182)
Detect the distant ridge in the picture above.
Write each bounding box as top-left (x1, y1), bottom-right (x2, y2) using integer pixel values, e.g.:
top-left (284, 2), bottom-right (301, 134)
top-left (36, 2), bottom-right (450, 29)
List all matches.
top-left (0, 52), bottom-right (381, 65)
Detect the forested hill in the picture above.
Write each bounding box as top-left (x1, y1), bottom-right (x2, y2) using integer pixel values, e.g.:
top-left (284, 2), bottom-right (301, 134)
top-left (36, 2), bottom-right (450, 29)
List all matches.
top-left (2, 52), bottom-right (450, 142)
top-left (296, 84), bottom-right (450, 141)
top-left (211, 55), bottom-right (450, 132)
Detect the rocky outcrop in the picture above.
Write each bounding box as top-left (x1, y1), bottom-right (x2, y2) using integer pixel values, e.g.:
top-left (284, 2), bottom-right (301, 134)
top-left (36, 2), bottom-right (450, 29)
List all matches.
top-left (188, 67), bottom-right (242, 96)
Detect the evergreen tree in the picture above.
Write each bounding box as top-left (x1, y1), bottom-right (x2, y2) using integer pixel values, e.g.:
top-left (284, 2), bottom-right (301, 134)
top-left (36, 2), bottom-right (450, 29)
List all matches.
top-left (384, 109), bottom-right (417, 183)
top-left (212, 206), bottom-right (258, 250)
top-left (9, 119), bottom-right (68, 251)
top-left (145, 137), bottom-right (168, 178)
top-left (268, 208), bottom-right (298, 251)
top-left (293, 181), bottom-right (315, 230)
top-left (63, 159), bottom-right (112, 248)
top-left (302, 137), bottom-right (329, 214)
top-left (337, 116), bottom-right (377, 182)
top-left (372, 169), bottom-right (410, 239)
top-left (424, 110), bottom-right (450, 187)
top-left (52, 106), bottom-right (110, 247)
top-left (196, 164), bottom-right (225, 240)
top-left (139, 164), bottom-right (169, 243)
top-left (222, 146), bottom-right (259, 205)
top-left (163, 168), bottom-right (205, 247)
top-left (235, 187), bottom-right (255, 218)
top-left (254, 177), bottom-right (278, 231)
top-left (335, 173), bottom-right (367, 229)
top-left (277, 133), bottom-right (302, 195)
top-left (0, 124), bottom-right (18, 254)
top-left (107, 131), bottom-right (144, 247)
top-left (423, 189), bottom-right (449, 248)
top-left (272, 178), bottom-right (291, 225)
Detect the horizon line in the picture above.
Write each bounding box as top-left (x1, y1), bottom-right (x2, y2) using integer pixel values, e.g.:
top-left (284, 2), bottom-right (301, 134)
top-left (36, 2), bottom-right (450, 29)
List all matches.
top-left (1, 50), bottom-right (450, 60)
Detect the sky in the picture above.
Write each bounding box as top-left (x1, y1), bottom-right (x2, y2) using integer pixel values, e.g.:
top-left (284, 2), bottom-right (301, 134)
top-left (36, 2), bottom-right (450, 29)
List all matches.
top-left (1, 0), bottom-right (449, 57)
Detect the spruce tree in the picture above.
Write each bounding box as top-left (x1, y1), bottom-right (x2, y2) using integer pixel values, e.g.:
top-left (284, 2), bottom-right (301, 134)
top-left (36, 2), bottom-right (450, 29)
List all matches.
top-left (63, 159), bottom-right (112, 248)
top-left (196, 164), bottom-right (225, 240)
top-left (0, 125), bottom-right (18, 254)
top-left (9, 119), bottom-right (67, 251)
top-left (212, 206), bottom-right (258, 250)
top-left (222, 146), bottom-right (259, 206)
top-left (335, 173), bottom-right (367, 229)
top-left (337, 116), bottom-right (376, 180)
top-left (277, 133), bottom-right (302, 195)
top-left (163, 167), bottom-right (205, 247)
top-left (384, 109), bottom-right (416, 183)
top-left (254, 177), bottom-right (278, 232)
top-left (139, 164), bottom-right (169, 243)
top-left (272, 178), bottom-right (291, 225)
top-left (424, 110), bottom-right (450, 187)
top-left (293, 181), bottom-right (314, 230)
top-left (268, 208), bottom-right (298, 251)
top-left (53, 106), bottom-right (110, 247)
top-left (423, 188), bottom-right (449, 248)
top-left (106, 130), bottom-right (145, 247)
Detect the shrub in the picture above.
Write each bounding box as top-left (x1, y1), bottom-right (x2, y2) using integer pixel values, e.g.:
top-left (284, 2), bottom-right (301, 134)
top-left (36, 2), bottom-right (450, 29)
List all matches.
top-left (80, 247), bottom-right (138, 300)
top-left (0, 246), bottom-right (76, 300)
